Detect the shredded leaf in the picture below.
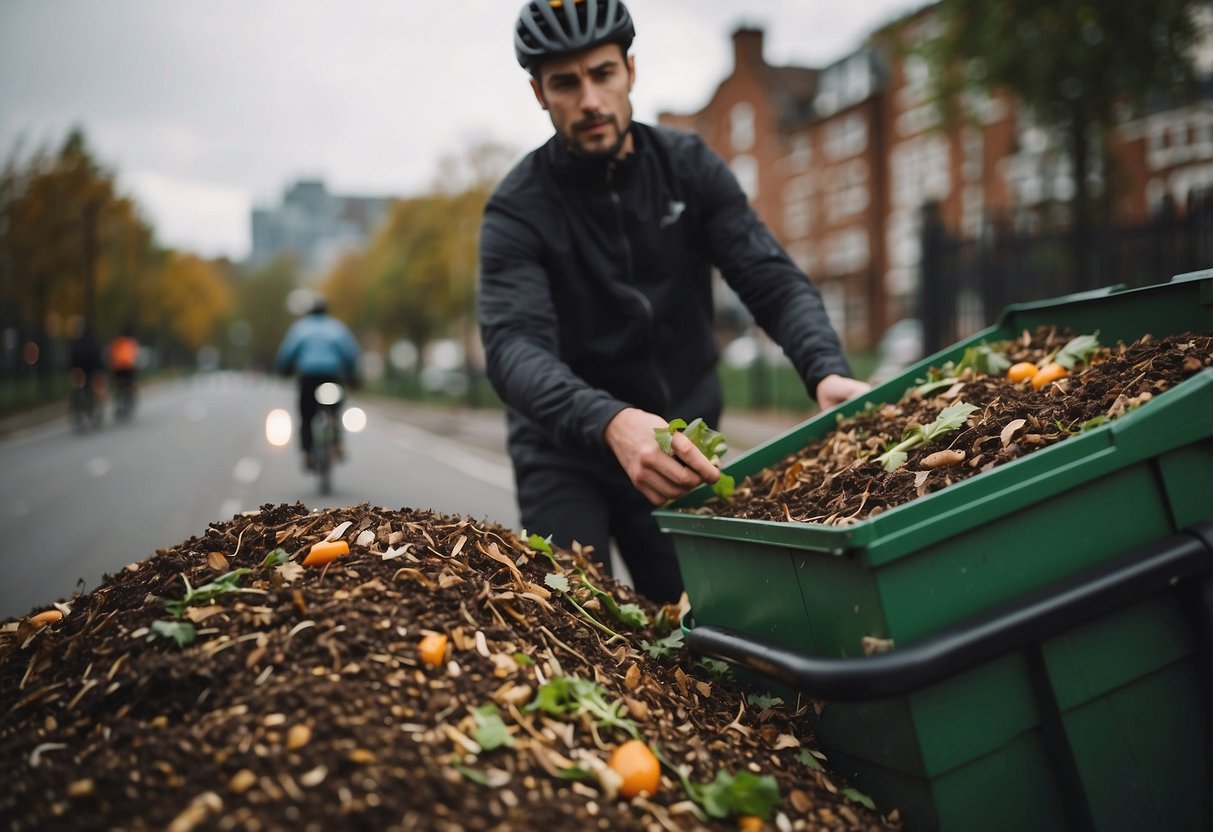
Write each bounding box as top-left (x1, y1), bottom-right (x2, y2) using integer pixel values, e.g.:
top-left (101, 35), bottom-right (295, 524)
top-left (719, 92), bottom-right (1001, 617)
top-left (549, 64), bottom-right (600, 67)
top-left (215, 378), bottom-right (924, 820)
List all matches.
top-left (148, 619), bottom-right (196, 648)
top-left (470, 704), bottom-right (514, 751)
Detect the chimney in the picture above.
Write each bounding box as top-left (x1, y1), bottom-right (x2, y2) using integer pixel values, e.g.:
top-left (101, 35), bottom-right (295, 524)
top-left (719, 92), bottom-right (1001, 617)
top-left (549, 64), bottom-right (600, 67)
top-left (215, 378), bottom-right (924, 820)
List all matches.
top-left (732, 27), bottom-right (765, 71)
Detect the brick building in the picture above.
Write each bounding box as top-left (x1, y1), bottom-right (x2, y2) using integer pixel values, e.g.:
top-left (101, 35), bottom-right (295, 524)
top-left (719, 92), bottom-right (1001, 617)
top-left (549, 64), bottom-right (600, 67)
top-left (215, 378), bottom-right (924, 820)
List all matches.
top-left (659, 6), bottom-right (1213, 350)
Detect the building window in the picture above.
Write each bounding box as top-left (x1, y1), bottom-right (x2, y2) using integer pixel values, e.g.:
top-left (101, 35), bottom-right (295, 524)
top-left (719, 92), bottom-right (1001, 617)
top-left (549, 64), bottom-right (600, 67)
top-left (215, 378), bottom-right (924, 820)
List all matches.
top-left (788, 134), bottom-right (811, 171)
top-left (825, 227), bottom-right (869, 276)
top-left (731, 155), bottom-right (759, 199)
top-left (783, 174), bottom-right (813, 238)
top-left (826, 113), bottom-right (868, 161)
top-left (730, 102), bottom-right (755, 153)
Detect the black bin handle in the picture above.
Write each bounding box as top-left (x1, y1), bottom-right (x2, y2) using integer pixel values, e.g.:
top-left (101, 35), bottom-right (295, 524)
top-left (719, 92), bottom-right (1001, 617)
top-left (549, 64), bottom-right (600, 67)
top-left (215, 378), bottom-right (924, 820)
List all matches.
top-left (686, 522), bottom-right (1213, 701)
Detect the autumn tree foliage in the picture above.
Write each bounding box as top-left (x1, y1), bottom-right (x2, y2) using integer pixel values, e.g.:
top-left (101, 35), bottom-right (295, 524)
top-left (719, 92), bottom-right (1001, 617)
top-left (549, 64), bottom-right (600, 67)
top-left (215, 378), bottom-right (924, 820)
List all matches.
top-left (0, 128), bottom-right (231, 374)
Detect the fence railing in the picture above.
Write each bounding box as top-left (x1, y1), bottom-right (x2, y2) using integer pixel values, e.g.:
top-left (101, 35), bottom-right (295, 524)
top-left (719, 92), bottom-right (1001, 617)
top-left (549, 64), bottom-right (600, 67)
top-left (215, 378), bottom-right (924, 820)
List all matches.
top-left (918, 194), bottom-right (1213, 353)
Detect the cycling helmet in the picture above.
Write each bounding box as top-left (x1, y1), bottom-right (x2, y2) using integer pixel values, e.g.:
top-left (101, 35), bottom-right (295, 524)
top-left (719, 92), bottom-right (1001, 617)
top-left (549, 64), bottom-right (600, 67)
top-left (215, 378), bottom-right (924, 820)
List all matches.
top-left (515, 0), bottom-right (635, 74)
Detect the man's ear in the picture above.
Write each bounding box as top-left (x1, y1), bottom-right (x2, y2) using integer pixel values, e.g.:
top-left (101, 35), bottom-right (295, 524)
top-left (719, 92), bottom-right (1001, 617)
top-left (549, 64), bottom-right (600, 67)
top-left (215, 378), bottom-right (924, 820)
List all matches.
top-left (626, 53), bottom-right (636, 92)
top-left (530, 77), bottom-right (550, 111)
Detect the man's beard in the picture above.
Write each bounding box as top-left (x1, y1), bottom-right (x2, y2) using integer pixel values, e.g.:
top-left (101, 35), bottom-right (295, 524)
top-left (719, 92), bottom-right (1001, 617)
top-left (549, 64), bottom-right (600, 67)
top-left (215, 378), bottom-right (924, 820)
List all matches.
top-left (564, 113), bottom-right (630, 159)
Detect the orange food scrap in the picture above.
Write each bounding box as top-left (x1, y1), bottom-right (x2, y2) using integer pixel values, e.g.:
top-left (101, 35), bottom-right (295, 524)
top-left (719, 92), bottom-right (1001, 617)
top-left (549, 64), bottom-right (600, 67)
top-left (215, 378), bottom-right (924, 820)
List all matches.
top-left (29, 609), bottom-right (63, 628)
top-left (1006, 362), bottom-right (1039, 383)
top-left (608, 739), bottom-right (661, 798)
top-left (1030, 362), bottom-right (1069, 389)
top-left (738, 816), bottom-right (765, 832)
top-left (418, 633), bottom-right (448, 668)
top-left (302, 539), bottom-right (350, 567)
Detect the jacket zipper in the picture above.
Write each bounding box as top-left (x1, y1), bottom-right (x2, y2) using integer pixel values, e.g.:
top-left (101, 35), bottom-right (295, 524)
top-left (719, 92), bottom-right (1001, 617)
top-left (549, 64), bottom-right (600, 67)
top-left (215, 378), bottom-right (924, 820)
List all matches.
top-left (606, 161), bottom-right (672, 409)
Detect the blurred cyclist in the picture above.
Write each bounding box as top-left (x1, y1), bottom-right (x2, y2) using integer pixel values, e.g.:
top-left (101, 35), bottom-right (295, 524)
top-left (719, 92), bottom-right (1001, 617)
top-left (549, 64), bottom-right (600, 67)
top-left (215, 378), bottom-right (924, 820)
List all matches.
top-left (68, 317), bottom-right (106, 429)
top-left (275, 296), bottom-right (360, 468)
top-left (108, 325), bottom-right (139, 419)
top-left (477, 0), bottom-right (870, 602)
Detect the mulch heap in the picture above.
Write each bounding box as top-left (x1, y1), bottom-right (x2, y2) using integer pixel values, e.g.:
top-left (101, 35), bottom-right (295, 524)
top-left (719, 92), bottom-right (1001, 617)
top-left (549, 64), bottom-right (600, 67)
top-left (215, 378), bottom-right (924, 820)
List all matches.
top-left (702, 329), bottom-right (1212, 524)
top-left (0, 504), bottom-right (895, 832)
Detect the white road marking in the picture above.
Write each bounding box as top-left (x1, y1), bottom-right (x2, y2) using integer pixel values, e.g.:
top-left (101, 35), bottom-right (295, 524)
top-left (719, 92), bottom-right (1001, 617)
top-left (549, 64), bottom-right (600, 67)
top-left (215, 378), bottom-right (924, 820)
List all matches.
top-left (87, 457), bottom-right (112, 477)
top-left (232, 457), bottom-right (262, 484)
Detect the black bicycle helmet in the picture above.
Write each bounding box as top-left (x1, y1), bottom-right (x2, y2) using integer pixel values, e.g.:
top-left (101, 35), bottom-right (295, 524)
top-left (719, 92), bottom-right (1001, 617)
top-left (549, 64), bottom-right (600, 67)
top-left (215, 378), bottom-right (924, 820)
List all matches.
top-left (514, 0), bottom-right (635, 74)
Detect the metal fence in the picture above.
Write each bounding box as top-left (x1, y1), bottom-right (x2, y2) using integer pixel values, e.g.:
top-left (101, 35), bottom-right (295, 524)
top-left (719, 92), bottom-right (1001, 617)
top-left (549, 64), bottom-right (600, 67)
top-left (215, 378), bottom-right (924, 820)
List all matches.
top-left (918, 193), bottom-right (1213, 353)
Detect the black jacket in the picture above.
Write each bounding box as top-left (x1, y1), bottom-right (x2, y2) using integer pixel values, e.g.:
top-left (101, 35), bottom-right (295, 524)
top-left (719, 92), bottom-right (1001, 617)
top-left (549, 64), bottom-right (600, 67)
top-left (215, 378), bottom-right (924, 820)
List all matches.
top-left (478, 122), bottom-right (851, 469)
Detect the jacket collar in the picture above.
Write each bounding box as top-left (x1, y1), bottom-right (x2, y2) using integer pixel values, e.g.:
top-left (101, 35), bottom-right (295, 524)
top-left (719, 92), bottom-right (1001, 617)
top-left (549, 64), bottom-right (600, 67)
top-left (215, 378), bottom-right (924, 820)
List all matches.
top-left (544, 121), bottom-right (649, 183)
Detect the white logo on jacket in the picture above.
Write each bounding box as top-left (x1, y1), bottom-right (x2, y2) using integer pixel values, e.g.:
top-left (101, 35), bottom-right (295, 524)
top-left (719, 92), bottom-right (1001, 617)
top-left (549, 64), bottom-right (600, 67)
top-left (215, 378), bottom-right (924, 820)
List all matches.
top-left (659, 200), bottom-right (686, 228)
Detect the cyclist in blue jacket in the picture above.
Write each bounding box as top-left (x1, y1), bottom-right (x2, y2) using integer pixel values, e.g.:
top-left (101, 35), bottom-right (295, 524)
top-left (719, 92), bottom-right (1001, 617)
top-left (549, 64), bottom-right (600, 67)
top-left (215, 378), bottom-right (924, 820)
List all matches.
top-left (276, 296), bottom-right (360, 468)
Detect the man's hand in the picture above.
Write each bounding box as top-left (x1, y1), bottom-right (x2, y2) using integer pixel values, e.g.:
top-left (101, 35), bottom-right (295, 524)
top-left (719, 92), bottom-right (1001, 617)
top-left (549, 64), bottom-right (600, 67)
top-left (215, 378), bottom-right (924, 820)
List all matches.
top-left (605, 408), bottom-right (721, 506)
top-left (815, 374), bottom-right (870, 411)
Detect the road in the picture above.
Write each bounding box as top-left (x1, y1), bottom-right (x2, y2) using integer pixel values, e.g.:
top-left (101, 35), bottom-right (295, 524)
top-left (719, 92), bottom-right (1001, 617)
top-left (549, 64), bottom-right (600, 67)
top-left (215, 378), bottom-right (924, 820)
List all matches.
top-left (0, 373), bottom-right (519, 620)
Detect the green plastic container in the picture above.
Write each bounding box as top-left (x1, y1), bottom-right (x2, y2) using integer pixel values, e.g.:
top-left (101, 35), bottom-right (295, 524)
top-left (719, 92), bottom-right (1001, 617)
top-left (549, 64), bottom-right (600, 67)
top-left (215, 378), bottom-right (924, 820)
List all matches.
top-left (657, 270), bottom-right (1213, 830)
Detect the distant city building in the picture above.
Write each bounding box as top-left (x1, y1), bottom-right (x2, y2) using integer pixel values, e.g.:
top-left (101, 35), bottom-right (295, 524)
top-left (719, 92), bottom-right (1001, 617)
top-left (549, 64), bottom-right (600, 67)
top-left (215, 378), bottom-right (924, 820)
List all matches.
top-left (660, 7), bottom-right (1213, 349)
top-left (248, 180), bottom-right (393, 279)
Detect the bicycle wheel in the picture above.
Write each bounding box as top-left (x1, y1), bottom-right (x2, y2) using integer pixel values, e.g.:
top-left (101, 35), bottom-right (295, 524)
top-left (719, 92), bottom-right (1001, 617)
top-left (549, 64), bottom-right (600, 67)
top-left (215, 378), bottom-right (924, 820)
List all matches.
top-left (313, 412), bottom-right (334, 495)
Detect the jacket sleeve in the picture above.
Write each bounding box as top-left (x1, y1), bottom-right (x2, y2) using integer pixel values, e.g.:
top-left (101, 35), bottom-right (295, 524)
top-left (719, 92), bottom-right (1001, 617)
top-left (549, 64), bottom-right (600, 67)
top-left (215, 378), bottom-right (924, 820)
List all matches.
top-left (478, 204), bottom-right (629, 453)
top-left (693, 140), bottom-right (852, 398)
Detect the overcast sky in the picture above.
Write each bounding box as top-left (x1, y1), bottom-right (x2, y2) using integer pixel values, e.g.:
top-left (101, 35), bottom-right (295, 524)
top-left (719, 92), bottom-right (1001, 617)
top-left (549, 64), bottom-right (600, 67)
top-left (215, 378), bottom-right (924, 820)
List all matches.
top-left (0, 0), bottom-right (925, 261)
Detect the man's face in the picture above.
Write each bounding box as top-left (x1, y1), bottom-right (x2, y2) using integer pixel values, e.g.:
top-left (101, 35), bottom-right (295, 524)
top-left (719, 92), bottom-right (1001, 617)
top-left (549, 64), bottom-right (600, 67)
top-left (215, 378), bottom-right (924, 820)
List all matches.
top-left (531, 43), bottom-right (635, 159)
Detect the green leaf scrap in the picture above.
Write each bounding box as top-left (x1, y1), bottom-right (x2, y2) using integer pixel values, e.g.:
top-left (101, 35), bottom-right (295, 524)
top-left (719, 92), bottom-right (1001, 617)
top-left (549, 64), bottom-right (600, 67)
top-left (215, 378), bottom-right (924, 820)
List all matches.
top-left (653, 417), bottom-right (735, 499)
top-left (640, 630), bottom-right (686, 661)
top-left (148, 619), bottom-right (196, 648)
top-left (874, 402), bottom-right (979, 472)
top-left (841, 786), bottom-right (877, 810)
top-left (260, 547), bottom-right (290, 569)
top-left (694, 770), bottom-right (782, 820)
top-left (471, 704), bottom-right (515, 751)
top-left (1051, 332), bottom-right (1101, 370)
top-left (525, 676), bottom-right (639, 738)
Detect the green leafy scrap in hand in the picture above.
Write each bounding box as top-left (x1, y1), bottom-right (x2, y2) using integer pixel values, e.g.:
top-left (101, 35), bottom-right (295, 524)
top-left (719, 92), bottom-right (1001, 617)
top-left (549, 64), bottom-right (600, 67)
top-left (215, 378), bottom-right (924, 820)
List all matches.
top-left (653, 417), bottom-right (735, 499)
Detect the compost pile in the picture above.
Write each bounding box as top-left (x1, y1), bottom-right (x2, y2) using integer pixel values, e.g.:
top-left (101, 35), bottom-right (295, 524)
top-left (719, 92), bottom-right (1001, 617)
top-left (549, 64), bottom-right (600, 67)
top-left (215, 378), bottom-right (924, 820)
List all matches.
top-left (704, 329), bottom-right (1212, 524)
top-left (0, 504), bottom-right (894, 831)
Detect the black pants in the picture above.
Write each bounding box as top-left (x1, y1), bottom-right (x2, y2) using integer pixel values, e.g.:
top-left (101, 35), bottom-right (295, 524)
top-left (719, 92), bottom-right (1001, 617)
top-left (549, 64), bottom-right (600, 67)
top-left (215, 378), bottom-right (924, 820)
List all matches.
top-left (515, 460), bottom-right (685, 603)
top-left (298, 375), bottom-right (343, 454)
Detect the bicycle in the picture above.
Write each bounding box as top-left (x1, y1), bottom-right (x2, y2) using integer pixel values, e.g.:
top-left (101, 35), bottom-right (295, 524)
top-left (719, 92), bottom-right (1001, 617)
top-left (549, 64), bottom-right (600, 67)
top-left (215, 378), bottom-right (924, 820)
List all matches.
top-left (112, 373), bottom-right (136, 423)
top-left (69, 368), bottom-right (103, 433)
top-left (309, 382), bottom-right (344, 495)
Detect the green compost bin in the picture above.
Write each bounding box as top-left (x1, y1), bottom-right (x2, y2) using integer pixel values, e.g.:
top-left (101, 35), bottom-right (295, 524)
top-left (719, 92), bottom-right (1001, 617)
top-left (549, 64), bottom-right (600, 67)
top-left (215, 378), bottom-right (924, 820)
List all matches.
top-left (655, 270), bottom-right (1213, 831)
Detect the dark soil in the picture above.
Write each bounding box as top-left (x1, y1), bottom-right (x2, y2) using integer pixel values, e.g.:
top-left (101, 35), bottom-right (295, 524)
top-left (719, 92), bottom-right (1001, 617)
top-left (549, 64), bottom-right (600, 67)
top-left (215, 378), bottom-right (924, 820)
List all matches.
top-left (1, 504), bottom-right (895, 831)
top-left (701, 330), bottom-right (1212, 524)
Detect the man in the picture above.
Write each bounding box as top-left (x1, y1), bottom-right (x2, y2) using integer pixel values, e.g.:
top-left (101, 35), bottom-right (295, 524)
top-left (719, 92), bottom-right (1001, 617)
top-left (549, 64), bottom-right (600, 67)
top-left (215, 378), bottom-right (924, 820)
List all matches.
top-left (275, 296), bottom-right (360, 468)
top-left (478, 0), bottom-right (870, 602)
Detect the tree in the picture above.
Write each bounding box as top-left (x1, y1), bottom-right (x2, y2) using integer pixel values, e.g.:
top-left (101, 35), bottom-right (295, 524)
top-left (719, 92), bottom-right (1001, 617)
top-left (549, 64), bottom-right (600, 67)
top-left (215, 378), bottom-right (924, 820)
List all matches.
top-left (231, 255), bottom-right (298, 369)
top-left (925, 0), bottom-right (1208, 285)
top-left (147, 252), bottom-right (231, 357)
top-left (0, 128), bottom-right (149, 382)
